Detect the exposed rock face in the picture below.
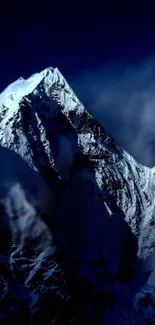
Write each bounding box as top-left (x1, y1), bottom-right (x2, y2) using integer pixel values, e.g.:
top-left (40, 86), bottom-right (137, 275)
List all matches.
top-left (0, 67), bottom-right (155, 323)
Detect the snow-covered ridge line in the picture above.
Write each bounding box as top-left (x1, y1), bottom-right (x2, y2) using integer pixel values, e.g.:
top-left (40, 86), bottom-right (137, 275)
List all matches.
top-left (0, 67), bottom-right (56, 108)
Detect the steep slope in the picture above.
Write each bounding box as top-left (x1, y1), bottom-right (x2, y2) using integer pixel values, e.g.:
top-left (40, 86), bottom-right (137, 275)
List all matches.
top-left (0, 67), bottom-right (155, 323)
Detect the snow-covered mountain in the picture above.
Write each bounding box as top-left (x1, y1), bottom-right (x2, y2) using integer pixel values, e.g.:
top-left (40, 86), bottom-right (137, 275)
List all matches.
top-left (0, 67), bottom-right (155, 324)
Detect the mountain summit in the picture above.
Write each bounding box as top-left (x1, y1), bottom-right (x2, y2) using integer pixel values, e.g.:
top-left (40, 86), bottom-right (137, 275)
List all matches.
top-left (0, 67), bottom-right (155, 324)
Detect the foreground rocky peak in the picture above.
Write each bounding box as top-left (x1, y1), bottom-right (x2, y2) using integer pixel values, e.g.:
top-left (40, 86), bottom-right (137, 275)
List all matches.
top-left (0, 67), bottom-right (155, 323)
top-left (1, 67), bottom-right (155, 258)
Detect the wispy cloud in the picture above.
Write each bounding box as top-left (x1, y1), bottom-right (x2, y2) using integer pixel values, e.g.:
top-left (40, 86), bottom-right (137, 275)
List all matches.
top-left (70, 57), bottom-right (155, 167)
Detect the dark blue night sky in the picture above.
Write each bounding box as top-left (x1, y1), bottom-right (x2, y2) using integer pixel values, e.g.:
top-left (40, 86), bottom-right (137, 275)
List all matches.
top-left (0, 2), bottom-right (155, 90)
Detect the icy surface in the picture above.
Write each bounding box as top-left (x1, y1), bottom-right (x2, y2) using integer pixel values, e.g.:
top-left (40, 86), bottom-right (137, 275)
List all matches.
top-left (0, 67), bottom-right (155, 323)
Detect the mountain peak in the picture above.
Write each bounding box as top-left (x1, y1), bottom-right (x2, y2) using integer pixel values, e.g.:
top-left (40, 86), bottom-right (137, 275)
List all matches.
top-left (0, 67), bottom-right (56, 107)
top-left (0, 67), bottom-right (155, 323)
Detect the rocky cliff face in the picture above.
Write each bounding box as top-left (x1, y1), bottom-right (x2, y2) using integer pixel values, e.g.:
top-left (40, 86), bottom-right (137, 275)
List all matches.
top-left (0, 67), bottom-right (155, 323)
